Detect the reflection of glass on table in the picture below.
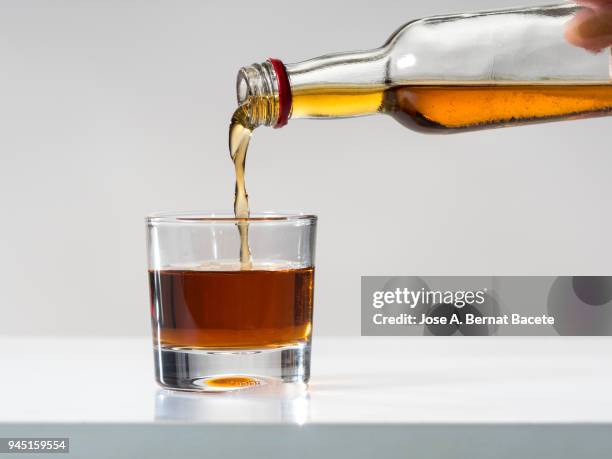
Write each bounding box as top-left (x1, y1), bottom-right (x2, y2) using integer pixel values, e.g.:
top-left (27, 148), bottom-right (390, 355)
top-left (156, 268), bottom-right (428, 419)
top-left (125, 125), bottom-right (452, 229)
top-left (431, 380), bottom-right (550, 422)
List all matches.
top-left (154, 383), bottom-right (310, 424)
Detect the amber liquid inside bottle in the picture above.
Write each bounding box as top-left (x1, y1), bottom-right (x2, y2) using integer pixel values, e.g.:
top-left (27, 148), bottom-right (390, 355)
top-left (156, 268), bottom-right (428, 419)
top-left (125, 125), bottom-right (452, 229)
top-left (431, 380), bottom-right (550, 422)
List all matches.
top-left (291, 82), bottom-right (612, 132)
top-left (149, 266), bottom-right (314, 349)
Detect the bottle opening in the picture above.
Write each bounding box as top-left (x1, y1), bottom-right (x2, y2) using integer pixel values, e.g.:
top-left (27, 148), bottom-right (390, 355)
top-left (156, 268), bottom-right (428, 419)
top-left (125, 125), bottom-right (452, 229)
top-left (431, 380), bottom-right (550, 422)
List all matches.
top-left (235, 59), bottom-right (292, 128)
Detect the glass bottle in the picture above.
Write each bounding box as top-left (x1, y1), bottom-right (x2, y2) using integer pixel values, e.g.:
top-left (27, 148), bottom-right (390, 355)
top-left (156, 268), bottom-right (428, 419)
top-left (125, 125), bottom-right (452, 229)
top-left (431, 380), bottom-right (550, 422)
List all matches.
top-left (236, 3), bottom-right (611, 133)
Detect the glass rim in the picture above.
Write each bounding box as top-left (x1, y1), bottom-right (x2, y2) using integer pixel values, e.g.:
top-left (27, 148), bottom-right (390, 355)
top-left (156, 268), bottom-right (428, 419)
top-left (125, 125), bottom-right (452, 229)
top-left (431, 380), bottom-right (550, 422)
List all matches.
top-left (146, 211), bottom-right (317, 224)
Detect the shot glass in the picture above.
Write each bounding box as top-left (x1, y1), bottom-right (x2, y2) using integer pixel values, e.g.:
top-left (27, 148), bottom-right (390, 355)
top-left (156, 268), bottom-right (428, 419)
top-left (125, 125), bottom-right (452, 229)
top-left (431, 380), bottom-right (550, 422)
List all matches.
top-left (146, 212), bottom-right (317, 392)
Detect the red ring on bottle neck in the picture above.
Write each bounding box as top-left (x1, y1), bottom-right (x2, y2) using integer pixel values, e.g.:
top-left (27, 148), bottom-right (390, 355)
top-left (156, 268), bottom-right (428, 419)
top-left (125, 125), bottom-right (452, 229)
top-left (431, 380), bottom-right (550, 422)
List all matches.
top-left (268, 58), bottom-right (291, 128)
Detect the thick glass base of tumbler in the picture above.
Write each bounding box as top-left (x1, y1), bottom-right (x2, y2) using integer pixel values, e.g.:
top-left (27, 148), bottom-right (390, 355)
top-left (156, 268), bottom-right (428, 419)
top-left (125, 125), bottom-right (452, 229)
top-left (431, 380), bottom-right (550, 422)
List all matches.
top-left (154, 342), bottom-right (310, 392)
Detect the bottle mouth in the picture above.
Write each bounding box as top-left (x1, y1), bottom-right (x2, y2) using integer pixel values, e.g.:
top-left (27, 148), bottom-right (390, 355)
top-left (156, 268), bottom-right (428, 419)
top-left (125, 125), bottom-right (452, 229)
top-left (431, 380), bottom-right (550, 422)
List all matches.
top-left (235, 58), bottom-right (291, 128)
top-left (236, 64), bottom-right (271, 107)
top-left (236, 74), bottom-right (250, 106)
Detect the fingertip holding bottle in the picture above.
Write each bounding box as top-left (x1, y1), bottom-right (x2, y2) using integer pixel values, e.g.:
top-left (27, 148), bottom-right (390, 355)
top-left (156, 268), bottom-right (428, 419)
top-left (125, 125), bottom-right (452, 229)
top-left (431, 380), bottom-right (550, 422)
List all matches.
top-left (566, 1), bottom-right (612, 52)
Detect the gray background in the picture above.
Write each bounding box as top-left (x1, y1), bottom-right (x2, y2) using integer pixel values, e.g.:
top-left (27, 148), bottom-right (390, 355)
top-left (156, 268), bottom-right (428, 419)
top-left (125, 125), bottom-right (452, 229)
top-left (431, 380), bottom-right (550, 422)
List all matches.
top-left (0, 0), bottom-right (610, 337)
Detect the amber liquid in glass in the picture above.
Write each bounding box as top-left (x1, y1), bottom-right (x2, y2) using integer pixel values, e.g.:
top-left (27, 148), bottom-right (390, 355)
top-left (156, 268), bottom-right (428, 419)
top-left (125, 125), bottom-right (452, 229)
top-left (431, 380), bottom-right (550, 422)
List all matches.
top-left (149, 266), bottom-right (314, 349)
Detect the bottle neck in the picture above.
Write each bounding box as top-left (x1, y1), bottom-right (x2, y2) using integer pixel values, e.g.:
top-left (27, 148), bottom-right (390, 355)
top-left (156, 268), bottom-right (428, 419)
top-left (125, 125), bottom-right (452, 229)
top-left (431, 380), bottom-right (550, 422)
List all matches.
top-left (236, 49), bottom-right (388, 128)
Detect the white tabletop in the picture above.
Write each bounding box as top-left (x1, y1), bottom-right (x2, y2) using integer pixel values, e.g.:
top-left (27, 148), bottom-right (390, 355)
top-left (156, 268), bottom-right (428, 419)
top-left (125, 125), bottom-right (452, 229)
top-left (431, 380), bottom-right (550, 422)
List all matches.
top-left (1, 337), bottom-right (611, 458)
top-left (1, 336), bottom-right (611, 424)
